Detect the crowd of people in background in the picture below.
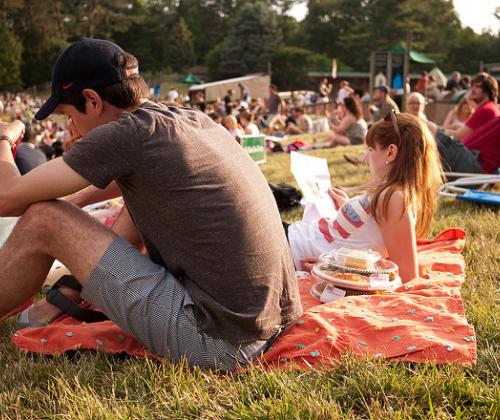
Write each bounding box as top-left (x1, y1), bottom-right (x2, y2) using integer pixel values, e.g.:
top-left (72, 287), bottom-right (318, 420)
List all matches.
top-left (0, 93), bottom-right (71, 174)
top-left (341, 72), bottom-right (499, 176)
top-left (1, 69), bottom-right (499, 177)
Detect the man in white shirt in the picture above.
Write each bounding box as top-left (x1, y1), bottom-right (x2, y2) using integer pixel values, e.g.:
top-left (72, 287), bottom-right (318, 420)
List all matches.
top-left (166, 88), bottom-right (179, 104)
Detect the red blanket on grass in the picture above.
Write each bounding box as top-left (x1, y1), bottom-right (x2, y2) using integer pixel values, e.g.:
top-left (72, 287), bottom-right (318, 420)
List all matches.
top-left (10, 228), bottom-right (476, 368)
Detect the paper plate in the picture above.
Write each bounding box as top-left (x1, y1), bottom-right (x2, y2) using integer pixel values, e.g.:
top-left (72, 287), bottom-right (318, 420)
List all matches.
top-left (312, 264), bottom-right (401, 291)
top-left (316, 256), bottom-right (399, 276)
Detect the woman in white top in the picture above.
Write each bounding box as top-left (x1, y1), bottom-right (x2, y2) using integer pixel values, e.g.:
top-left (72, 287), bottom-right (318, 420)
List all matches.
top-left (222, 115), bottom-right (244, 141)
top-left (287, 112), bottom-right (443, 282)
top-left (442, 97), bottom-right (474, 132)
top-left (238, 111), bottom-right (260, 135)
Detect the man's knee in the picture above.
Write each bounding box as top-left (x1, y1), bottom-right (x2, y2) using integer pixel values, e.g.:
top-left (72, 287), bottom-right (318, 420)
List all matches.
top-left (16, 201), bottom-right (79, 243)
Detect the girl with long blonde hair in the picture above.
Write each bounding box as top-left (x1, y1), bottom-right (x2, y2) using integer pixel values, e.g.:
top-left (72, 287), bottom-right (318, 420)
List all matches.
top-left (286, 112), bottom-right (443, 281)
top-left (442, 97), bottom-right (474, 131)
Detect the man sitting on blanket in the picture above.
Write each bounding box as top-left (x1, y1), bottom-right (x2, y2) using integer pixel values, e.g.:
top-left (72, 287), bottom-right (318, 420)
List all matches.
top-left (0, 38), bottom-right (302, 371)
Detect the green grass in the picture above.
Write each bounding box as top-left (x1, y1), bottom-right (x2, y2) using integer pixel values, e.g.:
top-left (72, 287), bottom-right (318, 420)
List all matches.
top-left (0, 146), bottom-right (499, 419)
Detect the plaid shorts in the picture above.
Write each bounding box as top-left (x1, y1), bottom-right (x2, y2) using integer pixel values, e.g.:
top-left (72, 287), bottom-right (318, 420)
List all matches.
top-left (82, 237), bottom-right (276, 371)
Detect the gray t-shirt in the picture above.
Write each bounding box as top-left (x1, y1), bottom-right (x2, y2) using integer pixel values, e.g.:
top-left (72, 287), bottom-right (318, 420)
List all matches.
top-left (64, 101), bottom-right (302, 343)
top-left (267, 94), bottom-right (281, 115)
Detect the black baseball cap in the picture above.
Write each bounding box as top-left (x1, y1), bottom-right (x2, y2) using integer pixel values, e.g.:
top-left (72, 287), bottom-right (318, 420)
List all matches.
top-left (35, 38), bottom-right (132, 120)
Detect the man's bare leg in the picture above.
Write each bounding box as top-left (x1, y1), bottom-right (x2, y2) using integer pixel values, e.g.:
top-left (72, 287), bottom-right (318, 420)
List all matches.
top-left (11, 203), bottom-right (143, 324)
top-left (0, 200), bottom-right (117, 320)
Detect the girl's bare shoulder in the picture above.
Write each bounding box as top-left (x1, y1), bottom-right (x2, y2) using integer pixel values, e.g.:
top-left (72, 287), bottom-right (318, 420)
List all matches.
top-left (377, 187), bottom-right (405, 213)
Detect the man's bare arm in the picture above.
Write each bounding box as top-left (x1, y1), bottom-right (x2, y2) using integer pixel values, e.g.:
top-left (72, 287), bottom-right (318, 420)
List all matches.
top-left (0, 120), bottom-right (91, 216)
top-left (0, 155), bottom-right (91, 216)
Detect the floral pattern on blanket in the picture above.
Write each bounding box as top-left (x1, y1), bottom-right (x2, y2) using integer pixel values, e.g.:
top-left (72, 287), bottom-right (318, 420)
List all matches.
top-left (257, 228), bottom-right (476, 369)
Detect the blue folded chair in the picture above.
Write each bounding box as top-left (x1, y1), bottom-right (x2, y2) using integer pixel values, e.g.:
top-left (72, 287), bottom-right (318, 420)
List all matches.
top-left (455, 189), bottom-right (500, 205)
top-left (439, 173), bottom-right (500, 205)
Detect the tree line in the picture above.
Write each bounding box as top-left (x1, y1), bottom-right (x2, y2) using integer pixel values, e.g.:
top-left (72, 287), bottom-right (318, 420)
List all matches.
top-left (0, 0), bottom-right (499, 91)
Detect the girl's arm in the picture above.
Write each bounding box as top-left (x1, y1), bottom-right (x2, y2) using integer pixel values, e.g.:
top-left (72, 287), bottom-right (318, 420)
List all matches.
top-left (378, 190), bottom-right (418, 282)
top-left (328, 110), bottom-right (342, 127)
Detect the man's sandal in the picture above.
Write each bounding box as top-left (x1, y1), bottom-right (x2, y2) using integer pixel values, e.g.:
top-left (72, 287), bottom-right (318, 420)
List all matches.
top-left (14, 311), bottom-right (50, 330)
top-left (15, 275), bottom-right (108, 330)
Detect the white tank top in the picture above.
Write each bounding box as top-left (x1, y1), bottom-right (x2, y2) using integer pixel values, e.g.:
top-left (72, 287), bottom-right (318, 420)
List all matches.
top-left (288, 194), bottom-right (388, 269)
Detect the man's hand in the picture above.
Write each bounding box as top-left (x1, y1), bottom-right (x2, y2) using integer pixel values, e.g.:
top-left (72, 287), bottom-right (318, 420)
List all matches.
top-left (0, 120), bottom-right (25, 153)
top-left (62, 120), bottom-right (82, 152)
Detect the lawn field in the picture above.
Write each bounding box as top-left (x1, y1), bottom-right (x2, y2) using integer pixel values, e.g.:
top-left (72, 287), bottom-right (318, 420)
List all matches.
top-left (0, 145), bottom-right (498, 419)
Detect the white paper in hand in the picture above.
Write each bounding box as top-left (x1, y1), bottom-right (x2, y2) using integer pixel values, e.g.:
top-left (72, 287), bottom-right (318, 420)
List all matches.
top-left (290, 151), bottom-right (335, 222)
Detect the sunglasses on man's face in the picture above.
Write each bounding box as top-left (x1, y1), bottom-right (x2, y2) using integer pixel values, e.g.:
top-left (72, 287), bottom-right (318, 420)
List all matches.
top-left (384, 109), bottom-right (402, 143)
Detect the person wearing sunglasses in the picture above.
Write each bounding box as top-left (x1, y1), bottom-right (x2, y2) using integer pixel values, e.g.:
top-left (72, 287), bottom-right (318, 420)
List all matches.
top-left (286, 111), bottom-right (443, 282)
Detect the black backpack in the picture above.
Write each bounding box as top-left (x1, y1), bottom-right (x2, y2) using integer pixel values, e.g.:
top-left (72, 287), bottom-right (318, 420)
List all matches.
top-left (269, 183), bottom-right (303, 210)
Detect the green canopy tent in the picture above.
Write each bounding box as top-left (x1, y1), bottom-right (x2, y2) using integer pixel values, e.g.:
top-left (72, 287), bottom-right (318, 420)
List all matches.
top-left (370, 43), bottom-right (436, 111)
top-left (409, 50), bottom-right (435, 64)
top-left (390, 43), bottom-right (435, 64)
top-left (177, 74), bottom-right (204, 85)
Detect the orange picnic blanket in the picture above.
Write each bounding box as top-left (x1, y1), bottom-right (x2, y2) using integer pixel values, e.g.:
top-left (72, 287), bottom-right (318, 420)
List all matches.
top-left (11, 228), bottom-right (476, 368)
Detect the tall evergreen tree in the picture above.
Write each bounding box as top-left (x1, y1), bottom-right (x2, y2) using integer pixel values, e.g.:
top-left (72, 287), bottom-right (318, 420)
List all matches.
top-left (62, 0), bottom-right (138, 39)
top-left (176, 0), bottom-right (228, 64)
top-left (165, 17), bottom-right (195, 72)
top-left (277, 15), bottom-right (304, 48)
top-left (217, 2), bottom-right (282, 78)
top-left (111, 0), bottom-right (175, 73)
top-left (9, 0), bottom-right (68, 87)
